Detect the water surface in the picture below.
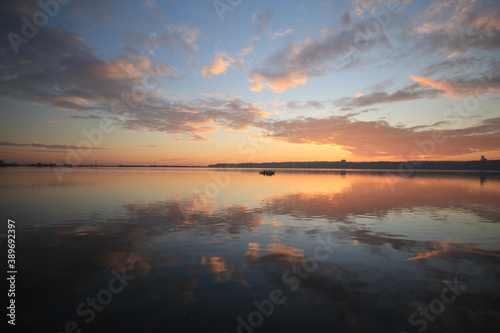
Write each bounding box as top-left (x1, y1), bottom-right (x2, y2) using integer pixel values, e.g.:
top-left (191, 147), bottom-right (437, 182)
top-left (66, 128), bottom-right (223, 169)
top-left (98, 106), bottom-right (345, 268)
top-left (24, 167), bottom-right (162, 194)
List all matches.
top-left (1, 167), bottom-right (499, 332)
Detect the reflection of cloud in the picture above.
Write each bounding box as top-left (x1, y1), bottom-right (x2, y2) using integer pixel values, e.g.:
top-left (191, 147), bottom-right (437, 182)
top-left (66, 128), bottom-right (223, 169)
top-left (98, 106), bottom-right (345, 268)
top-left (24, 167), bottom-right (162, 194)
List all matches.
top-left (405, 241), bottom-right (452, 261)
top-left (12, 175), bottom-right (500, 332)
top-left (122, 199), bottom-right (263, 235)
top-left (246, 242), bottom-right (304, 263)
top-left (99, 251), bottom-right (152, 276)
top-left (201, 256), bottom-right (228, 274)
top-left (258, 174), bottom-right (500, 225)
top-left (200, 256), bottom-right (235, 282)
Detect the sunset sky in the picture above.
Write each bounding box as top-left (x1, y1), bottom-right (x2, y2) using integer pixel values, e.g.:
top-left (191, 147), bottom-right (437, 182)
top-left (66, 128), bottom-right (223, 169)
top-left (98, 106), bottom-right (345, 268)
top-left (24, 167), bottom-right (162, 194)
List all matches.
top-left (1, 0), bottom-right (499, 165)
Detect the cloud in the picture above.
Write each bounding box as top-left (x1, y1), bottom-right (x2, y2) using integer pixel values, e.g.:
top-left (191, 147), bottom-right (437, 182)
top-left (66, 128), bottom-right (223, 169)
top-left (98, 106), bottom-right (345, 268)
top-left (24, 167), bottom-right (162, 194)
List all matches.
top-left (159, 158), bottom-right (190, 162)
top-left (256, 115), bottom-right (500, 159)
top-left (237, 47), bottom-right (254, 57)
top-left (334, 83), bottom-right (441, 110)
top-left (169, 24), bottom-right (201, 54)
top-left (341, 11), bottom-right (352, 27)
top-left (253, 12), bottom-right (274, 37)
top-left (279, 79), bottom-right (442, 112)
top-left (247, 16), bottom-right (391, 93)
top-left (202, 45), bottom-right (255, 77)
top-left (28, 150), bottom-right (69, 153)
top-left (271, 28), bottom-right (293, 40)
top-left (249, 71), bottom-right (309, 93)
top-left (246, 1), bottom-right (499, 94)
top-left (63, 115), bottom-right (103, 120)
top-left (0, 16), bottom-right (267, 142)
top-left (350, 0), bottom-right (394, 16)
top-left (138, 145), bottom-right (165, 148)
top-left (127, 24), bottom-right (200, 56)
top-left (408, 3), bottom-right (500, 55)
top-left (31, 143), bottom-right (111, 150)
top-left (0, 142), bottom-right (29, 147)
top-left (284, 100), bottom-right (327, 110)
top-left (0, 24), bottom-right (181, 113)
top-left (202, 53), bottom-right (233, 78)
top-left (142, 0), bottom-right (156, 9)
top-left (114, 96), bottom-right (266, 141)
top-left (0, 142), bottom-right (111, 150)
top-left (410, 74), bottom-right (500, 100)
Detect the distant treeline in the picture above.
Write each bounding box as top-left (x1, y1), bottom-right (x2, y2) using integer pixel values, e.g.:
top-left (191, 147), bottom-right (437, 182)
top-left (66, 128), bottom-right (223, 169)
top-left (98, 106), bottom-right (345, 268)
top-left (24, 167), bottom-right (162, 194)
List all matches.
top-left (209, 160), bottom-right (500, 171)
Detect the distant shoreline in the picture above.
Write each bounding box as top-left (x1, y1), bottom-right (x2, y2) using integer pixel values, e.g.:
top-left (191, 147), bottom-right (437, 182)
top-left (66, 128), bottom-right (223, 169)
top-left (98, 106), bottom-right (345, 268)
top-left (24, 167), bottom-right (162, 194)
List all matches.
top-left (208, 160), bottom-right (500, 171)
top-left (2, 159), bottom-right (500, 171)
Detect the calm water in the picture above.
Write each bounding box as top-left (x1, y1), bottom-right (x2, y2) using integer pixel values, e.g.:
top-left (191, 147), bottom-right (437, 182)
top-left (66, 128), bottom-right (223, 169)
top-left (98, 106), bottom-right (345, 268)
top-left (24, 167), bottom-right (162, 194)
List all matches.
top-left (1, 167), bottom-right (500, 333)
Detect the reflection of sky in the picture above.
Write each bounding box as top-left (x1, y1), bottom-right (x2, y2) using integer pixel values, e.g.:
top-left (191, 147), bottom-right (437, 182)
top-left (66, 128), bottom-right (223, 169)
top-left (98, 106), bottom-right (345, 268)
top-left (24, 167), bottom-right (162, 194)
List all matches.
top-left (2, 168), bottom-right (500, 332)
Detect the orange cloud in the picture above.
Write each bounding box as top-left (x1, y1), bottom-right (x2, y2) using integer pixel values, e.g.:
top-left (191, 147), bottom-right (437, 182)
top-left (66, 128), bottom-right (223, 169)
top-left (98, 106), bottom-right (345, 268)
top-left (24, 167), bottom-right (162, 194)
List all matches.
top-left (202, 55), bottom-right (232, 78)
top-left (410, 74), bottom-right (499, 100)
top-left (249, 71), bottom-right (308, 93)
top-left (258, 115), bottom-right (500, 159)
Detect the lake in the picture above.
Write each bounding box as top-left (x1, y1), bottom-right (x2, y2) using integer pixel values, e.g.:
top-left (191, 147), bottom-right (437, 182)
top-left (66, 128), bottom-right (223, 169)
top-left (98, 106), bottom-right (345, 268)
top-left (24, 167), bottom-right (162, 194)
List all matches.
top-left (1, 167), bottom-right (499, 332)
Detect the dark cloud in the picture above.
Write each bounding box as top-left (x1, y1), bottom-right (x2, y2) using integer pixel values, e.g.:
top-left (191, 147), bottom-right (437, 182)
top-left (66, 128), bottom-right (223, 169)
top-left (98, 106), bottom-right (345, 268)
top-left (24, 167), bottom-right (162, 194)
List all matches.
top-left (28, 149), bottom-right (68, 153)
top-left (253, 11), bottom-right (274, 37)
top-left (117, 97), bottom-right (264, 141)
top-left (407, 6), bottom-right (500, 56)
top-left (0, 142), bottom-right (111, 150)
top-left (341, 11), bottom-right (351, 27)
top-left (334, 83), bottom-right (441, 110)
top-left (0, 141), bottom-right (29, 147)
top-left (63, 115), bottom-right (103, 120)
top-left (0, 23), bottom-right (180, 112)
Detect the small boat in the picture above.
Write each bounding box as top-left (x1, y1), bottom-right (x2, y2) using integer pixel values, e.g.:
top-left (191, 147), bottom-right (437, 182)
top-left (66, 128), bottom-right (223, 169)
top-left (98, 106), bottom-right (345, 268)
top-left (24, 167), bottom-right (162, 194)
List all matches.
top-left (259, 170), bottom-right (275, 176)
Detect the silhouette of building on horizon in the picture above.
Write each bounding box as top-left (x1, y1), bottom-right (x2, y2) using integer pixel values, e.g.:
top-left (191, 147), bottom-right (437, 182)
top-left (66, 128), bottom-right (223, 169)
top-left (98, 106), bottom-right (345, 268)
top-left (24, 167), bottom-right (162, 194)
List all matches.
top-left (481, 155), bottom-right (487, 162)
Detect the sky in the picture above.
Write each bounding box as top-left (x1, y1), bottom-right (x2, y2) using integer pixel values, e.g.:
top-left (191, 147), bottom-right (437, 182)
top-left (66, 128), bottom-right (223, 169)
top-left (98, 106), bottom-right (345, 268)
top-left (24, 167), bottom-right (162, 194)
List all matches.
top-left (0, 0), bottom-right (499, 165)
